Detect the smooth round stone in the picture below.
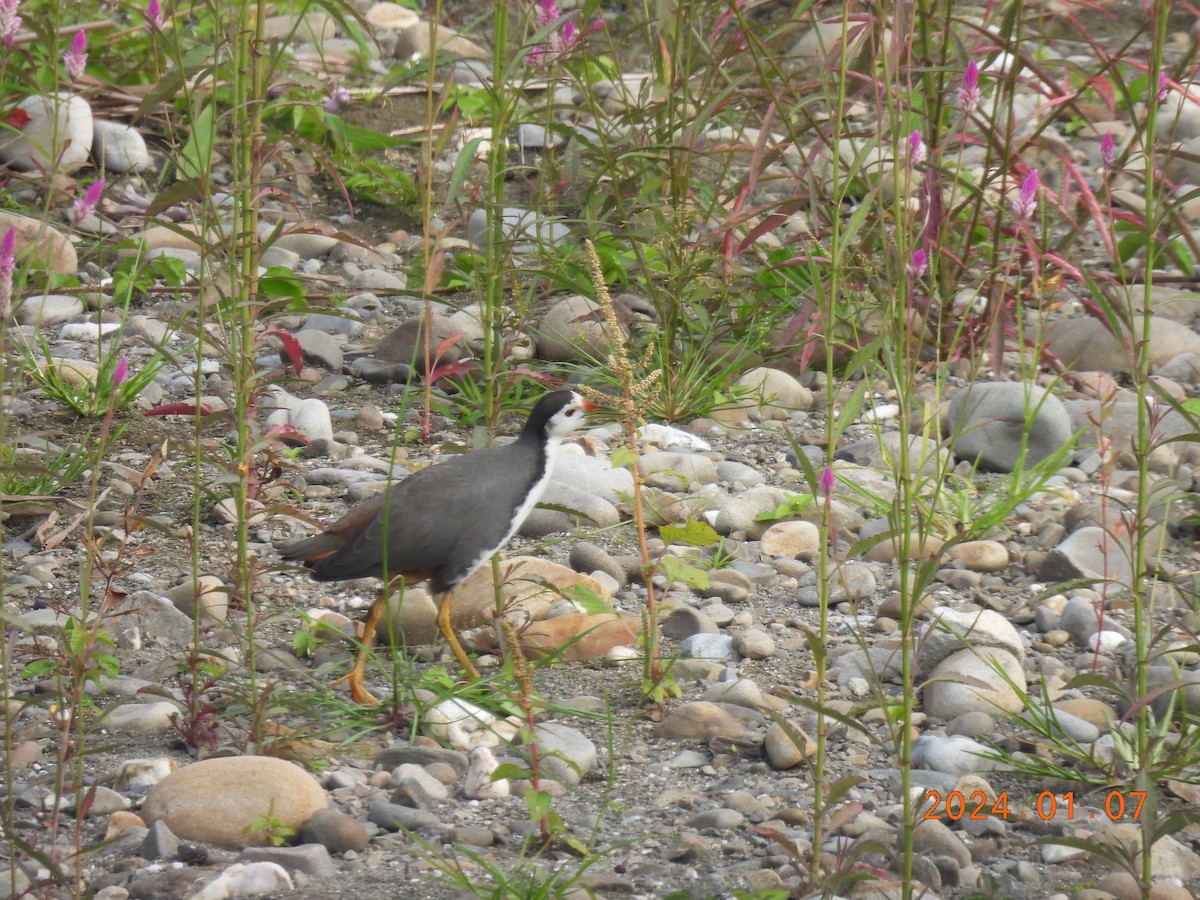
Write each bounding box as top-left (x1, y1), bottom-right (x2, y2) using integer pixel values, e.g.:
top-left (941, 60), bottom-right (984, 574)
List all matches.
top-left (663, 604), bottom-right (719, 639)
top-left (289, 399), bottom-right (334, 442)
top-left (450, 826), bottom-right (495, 847)
top-left (666, 749), bottom-right (709, 769)
top-left (732, 628), bottom-right (775, 660)
top-left (760, 520), bottom-right (820, 558)
top-left (102, 701), bottom-right (181, 732)
top-left (529, 723), bottom-right (597, 786)
top-left (703, 677), bottom-right (765, 710)
top-left (945, 711), bottom-right (994, 738)
top-left (1089, 630), bottom-right (1129, 652)
top-left (0, 93), bottom-right (92, 173)
top-left (14, 294), bottom-right (83, 326)
top-left (686, 808), bottom-right (745, 831)
top-left (0, 212), bottom-right (77, 274)
top-left (163, 574), bottom-right (228, 623)
top-left (142, 756), bottom-right (328, 850)
top-left (946, 540), bottom-right (1009, 572)
top-left (92, 119), bottom-right (152, 173)
top-left (679, 633), bottom-right (736, 661)
top-left (292, 329), bottom-right (344, 371)
top-left (59, 321), bottom-right (120, 341)
top-left (568, 541), bottom-right (626, 586)
top-left (367, 802), bottom-right (441, 833)
top-left (924, 649), bottom-right (1026, 719)
top-left (764, 720), bottom-right (815, 769)
top-left (734, 367), bottom-right (813, 419)
top-left (536, 295), bottom-right (612, 362)
top-left (946, 381), bottom-right (1072, 472)
top-left (391, 764), bottom-right (449, 800)
top-left (911, 734), bottom-right (1000, 777)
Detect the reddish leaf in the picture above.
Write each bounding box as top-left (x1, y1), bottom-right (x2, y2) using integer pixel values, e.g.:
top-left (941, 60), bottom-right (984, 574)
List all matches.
top-left (507, 367), bottom-right (558, 385)
top-left (428, 359), bottom-right (475, 384)
top-left (261, 327), bottom-right (304, 375)
top-left (425, 248), bottom-right (446, 291)
top-left (144, 402), bottom-right (213, 417)
top-left (262, 424), bottom-right (311, 446)
top-left (434, 331), bottom-right (467, 360)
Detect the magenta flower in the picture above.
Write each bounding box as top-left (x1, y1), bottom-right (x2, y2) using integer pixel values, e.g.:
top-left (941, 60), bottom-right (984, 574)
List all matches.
top-left (560, 18), bottom-right (577, 51)
top-left (0, 226), bottom-right (14, 321)
top-left (907, 248), bottom-right (928, 280)
top-left (1158, 73), bottom-right (1169, 102)
top-left (71, 179), bottom-right (104, 224)
top-left (527, 0), bottom-right (581, 68)
top-left (958, 59), bottom-right (980, 115)
top-left (63, 29), bottom-right (87, 80)
top-left (1100, 131), bottom-right (1115, 167)
top-left (535, 0), bottom-right (558, 29)
top-left (0, 0), bottom-right (21, 48)
top-left (1011, 169), bottom-right (1038, 220)
top-left (112, 355), bottom-right (129, 388)
top-left (818, 465), bottom-right (835, 497)
top-left (907, 129), bottom-right (925, 166)
top-left (145, 0), bottom-right (164, 33)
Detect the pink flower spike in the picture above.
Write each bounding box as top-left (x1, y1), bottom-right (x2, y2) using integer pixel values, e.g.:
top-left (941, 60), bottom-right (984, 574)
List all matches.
top-left (63, 28), bottom-right (87, 80)
top-left (0, 226), bottom-right (15, 321)
top-left (908, 129), bottom-right (925, 166)
top-left (818, 465), bottom-right (835, 497)
top-left (1158, 72), bottom-right (1169, 102)
top-left (0, 0), bottom-right (20, 48)
top-left (907, 248), bottom-right (928, 279)
top-left (958, 59), bottom-right (980, 115)
top-left (560, 19), bottom-right (577, 50)
top-left (1100, 131), bottom-right (1115, 166)
top-left (145, 0), bottom-right (163, 33)
top-left (72, 179), bottom-right (104, 224)
top-left (536, 0), bottom-right (559, 29)
top-left (0, 226), bottom-right (15, 277)
top-left (1011, 168), bottom-right (1038, 220)
top-left (112, 355), bottom-right (129, 388)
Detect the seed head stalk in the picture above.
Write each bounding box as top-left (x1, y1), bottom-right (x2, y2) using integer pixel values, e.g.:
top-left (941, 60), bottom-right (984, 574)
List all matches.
top-left (579, 240), bottom-right (663, 686)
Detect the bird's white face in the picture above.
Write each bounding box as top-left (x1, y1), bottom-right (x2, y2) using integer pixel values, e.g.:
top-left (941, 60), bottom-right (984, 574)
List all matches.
top-left (545, 392), bottom-right (594, 442)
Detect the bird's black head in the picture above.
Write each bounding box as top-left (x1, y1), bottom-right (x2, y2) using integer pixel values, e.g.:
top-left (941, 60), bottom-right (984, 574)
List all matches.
top-left (522, 390), bottom-right (596, 442)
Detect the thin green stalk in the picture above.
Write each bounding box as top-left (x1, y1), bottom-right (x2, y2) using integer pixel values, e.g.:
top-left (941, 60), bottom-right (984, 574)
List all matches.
top-left (1136, 4), bottom-right (1170, 893)
top-left (482, 0), bottom-right (513, 425)
top-left (229, 0), bottom-right (270, 715)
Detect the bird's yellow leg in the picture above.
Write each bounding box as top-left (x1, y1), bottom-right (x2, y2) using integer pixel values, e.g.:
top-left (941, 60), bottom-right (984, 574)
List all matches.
top-left (437, 590), bottom-right (480, 680)
top-left (331, 593), bottom-right (384, 705)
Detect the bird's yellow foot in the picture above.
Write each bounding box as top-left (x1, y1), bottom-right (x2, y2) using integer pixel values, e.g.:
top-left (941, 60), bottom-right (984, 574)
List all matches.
top-left (331, 667), bottom-right (380, 705)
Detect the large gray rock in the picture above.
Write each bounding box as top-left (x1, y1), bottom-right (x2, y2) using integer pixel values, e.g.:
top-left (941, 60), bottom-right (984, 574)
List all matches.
top-left (142, 756), bottom-right (328, 850)
top-left (1047, 315), bottom-right (1200, 375)
top-left (0, 94), bottom-right (92, 173)
top-left (92, 119), bottom-right (151, 173)
top-left (946, 382), bottom-right (1073, 472)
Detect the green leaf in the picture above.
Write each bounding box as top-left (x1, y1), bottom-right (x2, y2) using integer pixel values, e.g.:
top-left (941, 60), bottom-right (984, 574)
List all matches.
top-left (658, 555), bottom-right (711, 590)
top-left (259, 268), bottom-right (305, 303)
top-left (21, 659), bottom-right (56, 678)
top-left (611, 446), bottom-right (637, 469)
top-left (560, 583), bottom-right (616, 615)
top-left (177, 103), bottom-right (216, 180)
top-left (660, 519), bottom-right (719, 547)
top-left (491, 763), bottom-right (531, 781)
top-left (524, 787), bottom-right (552, 821)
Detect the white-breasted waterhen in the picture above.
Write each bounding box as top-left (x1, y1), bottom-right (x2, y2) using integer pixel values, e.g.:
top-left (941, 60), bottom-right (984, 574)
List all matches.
top-left (280, 390), bottom-right (596, 704)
